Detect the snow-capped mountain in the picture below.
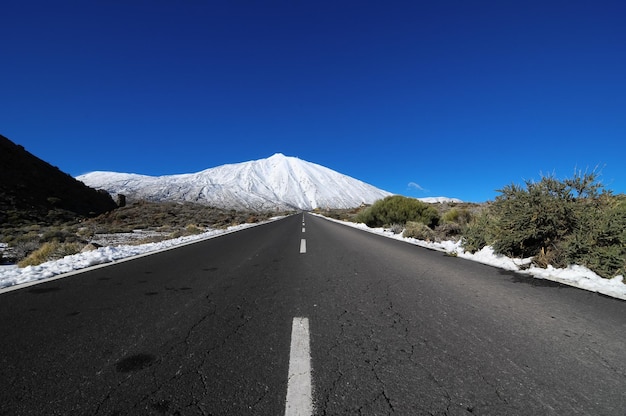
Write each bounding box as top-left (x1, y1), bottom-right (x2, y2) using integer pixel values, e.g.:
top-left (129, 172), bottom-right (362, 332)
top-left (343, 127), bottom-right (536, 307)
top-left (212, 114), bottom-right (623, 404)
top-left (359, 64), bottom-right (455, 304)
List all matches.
top-left (418, 196), bottom-right (463, 204)
top-left (77, 153), bottom-right (393, 211)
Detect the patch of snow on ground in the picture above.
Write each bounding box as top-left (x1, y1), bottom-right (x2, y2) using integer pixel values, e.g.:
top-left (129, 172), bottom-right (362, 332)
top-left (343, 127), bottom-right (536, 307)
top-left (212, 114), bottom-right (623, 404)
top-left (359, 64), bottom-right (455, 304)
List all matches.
top-left (316, 214), bottom-right (626, 301)
top-left (89, 230), bottom-right (170, 247)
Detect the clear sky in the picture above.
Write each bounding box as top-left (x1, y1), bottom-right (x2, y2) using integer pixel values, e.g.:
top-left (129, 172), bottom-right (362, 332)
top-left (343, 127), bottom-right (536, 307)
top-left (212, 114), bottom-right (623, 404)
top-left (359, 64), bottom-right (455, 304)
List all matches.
top-left (2, 0), bottom-right (625, 202)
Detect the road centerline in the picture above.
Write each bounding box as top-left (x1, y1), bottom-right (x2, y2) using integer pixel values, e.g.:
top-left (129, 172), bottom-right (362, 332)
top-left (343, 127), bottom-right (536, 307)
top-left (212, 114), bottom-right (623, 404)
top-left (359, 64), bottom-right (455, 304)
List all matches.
top-left (300, 239), bottom-right (306, 253)
top-left (285, 317), bottom-right (313, 416)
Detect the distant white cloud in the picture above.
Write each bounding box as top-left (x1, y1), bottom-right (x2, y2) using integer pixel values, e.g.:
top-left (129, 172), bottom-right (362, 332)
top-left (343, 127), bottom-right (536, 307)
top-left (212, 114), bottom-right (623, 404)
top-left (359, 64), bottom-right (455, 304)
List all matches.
top-left (407, 182), bottom-right (426, 192)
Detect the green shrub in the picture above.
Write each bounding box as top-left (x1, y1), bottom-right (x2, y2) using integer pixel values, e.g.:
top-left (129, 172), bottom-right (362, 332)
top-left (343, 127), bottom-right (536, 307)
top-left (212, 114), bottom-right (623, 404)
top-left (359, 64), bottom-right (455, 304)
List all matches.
top-left (403, 221), bottom-right (435, 240)
top-left (355, 195), bottom-right (440, 228)
top-left (461, 171), bottom-right (625, 278)
top-left (462, 211), bottom-right (498, 253)
top-left (442, 208), bottom-right (472, 226)
top-left (491, 177), bottom-right (576, 258)
top-left (562, 194), bottom-right (626, 278)
top-left (442, 208), bottom-right (459, 224)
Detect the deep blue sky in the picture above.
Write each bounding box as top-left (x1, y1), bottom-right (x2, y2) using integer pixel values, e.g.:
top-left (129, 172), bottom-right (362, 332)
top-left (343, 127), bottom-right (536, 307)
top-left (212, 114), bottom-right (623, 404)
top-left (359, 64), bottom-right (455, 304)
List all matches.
top-left (2, 1), bottom-right (625, 202)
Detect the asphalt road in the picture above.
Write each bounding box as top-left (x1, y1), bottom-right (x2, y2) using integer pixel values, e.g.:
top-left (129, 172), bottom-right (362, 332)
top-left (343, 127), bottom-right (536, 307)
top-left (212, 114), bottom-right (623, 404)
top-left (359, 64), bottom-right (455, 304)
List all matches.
top-left (1, 213), bottom-right (624, 415)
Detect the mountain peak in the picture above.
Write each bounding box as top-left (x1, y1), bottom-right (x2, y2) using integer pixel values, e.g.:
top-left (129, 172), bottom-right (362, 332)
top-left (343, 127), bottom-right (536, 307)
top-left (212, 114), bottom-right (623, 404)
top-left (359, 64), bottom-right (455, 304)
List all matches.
top-left (78, 154), bottom-right (392, 211)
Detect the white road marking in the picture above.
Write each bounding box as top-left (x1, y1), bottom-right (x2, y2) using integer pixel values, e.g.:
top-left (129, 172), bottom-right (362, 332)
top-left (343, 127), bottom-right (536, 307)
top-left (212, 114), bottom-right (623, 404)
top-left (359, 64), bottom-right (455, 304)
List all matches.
top-left (285, 317), bottom-right (313, 416)
top-left (302, 227), bottom-right (305, 233)
top-left (300, 239), bottom-right (306, 253)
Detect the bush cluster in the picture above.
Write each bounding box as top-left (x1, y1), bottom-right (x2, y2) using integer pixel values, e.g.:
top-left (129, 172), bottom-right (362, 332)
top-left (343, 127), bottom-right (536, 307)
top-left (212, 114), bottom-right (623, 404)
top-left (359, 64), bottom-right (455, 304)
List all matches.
top-left (344, 171), bottom-right (624, 279)
top-left (355, 195), bottom-right (440, 228)
top-left (347, 198), bottom-right (478, 242)
top-left (463, 172), bottom-right (625, 278)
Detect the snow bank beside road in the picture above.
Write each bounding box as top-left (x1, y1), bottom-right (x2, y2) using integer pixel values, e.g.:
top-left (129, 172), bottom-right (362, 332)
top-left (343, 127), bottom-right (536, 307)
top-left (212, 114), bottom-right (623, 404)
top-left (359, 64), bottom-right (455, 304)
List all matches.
top-left (317, 215), bottom-right (626, 301)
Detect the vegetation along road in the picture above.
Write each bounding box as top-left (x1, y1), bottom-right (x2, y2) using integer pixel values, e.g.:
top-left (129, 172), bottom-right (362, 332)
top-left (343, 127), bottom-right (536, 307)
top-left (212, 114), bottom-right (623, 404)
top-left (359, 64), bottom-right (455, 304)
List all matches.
top-left (1, 213), bottom-right (624, 415)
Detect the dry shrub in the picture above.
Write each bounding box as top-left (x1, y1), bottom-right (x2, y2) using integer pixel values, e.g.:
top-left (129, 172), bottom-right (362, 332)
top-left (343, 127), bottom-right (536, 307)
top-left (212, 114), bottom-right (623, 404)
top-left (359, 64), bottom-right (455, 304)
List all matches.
top-left (18, 241), bottom-right (82, 267)
top-left (388, 223), bottom-right (404, 234)
top-left (533, 246), bottom-right (562, 269)
top-left (434, 222), bottom-right (462, 241)
top-left (185, 224), bottom-right (205, 235)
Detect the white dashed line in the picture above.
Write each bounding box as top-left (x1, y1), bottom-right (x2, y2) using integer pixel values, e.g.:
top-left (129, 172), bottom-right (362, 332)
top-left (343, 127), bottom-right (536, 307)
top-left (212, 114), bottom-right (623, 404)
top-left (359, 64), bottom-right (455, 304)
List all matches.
top-left (302, 227), bottom-right (305, 233)
top-left (285, 317), bottom-right (313, 416)
top-left (300, 239), bottom-right (306, 253)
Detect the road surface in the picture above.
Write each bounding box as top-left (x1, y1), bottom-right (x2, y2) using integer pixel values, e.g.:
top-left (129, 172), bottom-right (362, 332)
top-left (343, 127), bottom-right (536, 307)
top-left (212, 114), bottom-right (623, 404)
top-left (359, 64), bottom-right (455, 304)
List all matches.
top-left (1, 213), bottom-right (624, 415)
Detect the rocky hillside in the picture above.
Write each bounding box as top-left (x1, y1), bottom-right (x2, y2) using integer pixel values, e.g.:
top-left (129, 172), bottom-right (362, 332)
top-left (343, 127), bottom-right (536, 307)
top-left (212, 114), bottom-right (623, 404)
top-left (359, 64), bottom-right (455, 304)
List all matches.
top-left (0, 134), bottom-right (118, 225)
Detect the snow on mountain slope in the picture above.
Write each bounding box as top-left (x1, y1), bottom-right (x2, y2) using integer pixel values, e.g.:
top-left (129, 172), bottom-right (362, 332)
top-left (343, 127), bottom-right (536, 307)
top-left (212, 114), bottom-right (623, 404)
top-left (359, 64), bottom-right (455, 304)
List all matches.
top-left (77, 153), bottom-right (394, 210)
top-left (418, 197), bottom-right (463, 204)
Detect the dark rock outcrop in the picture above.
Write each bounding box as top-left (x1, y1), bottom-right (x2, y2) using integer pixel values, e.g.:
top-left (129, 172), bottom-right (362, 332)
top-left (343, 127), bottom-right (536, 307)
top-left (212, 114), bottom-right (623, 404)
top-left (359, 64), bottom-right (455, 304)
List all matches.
top-left (0, 134), bottom-right (117, 225)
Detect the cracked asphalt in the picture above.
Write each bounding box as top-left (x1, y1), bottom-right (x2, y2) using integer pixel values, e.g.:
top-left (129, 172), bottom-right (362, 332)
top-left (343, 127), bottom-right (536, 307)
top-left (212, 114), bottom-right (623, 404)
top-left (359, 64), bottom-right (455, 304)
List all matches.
top-left (1, 213), bottom-right (625, 415)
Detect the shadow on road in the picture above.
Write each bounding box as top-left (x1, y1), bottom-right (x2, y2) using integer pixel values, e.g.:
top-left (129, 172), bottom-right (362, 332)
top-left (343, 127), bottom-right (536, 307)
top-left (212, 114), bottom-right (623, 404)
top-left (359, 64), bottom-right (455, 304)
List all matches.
top-left (498, 269), bottom-right (570, 288)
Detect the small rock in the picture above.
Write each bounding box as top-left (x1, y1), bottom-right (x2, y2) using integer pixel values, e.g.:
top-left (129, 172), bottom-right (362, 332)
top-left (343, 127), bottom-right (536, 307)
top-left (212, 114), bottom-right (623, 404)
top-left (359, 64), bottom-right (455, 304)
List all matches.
top-left (81, 242), bottom-right (102, 252)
